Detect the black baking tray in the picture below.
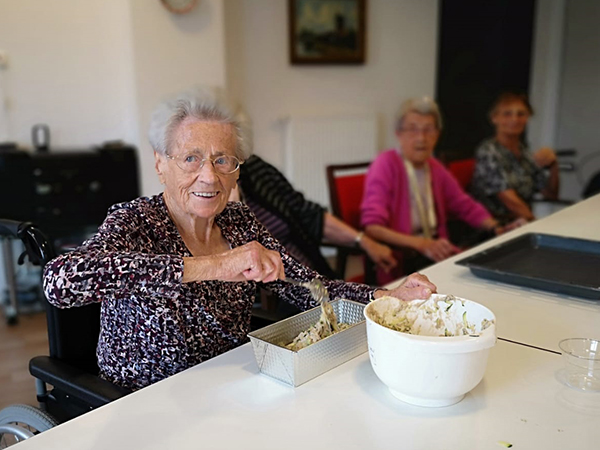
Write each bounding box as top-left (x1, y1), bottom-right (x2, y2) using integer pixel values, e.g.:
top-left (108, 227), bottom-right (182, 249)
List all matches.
top-left (456, 233), bottom-right (600, 299)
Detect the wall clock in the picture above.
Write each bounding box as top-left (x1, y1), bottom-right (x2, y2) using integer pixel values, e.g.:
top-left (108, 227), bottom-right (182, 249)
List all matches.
top-left (161, 0), bottom-right (199, 14)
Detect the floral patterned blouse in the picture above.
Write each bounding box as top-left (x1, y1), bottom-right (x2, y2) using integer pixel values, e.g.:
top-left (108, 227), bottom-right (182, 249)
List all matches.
top-left (470, 138), bottom-right (548, 222)
top-left (43, 194), bottom-right (374, 390)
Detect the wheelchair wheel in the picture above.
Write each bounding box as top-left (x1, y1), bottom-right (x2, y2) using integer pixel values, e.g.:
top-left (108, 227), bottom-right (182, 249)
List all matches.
top-left (0, 404), bottom-right (58, 448)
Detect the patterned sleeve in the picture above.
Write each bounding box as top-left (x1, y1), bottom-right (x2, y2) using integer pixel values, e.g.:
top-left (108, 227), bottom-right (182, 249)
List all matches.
top-left (229, 205), bottom-right (375, 308)
top-left (242, 156), bottom-right (325, 241)
top-left (473, 144), bottom-right (509, 195)
top-left (283, 184), bottom-right (325, 242)
top-left (43, 208), bottom-right (184, 309)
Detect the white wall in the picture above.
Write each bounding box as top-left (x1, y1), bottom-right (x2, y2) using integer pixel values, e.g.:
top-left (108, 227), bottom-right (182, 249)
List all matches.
top-left (224, 0), bottom-right (439, 177)
top-left (528, 0), bottom-right (566, 152)
top-left (129, 0), bottom-right (227, 195)
top-left (0, 0), bottom-right (227, 197)
top-left (0, 0), bottom-right (227, 294)
top-left (555, 0), bottom-right (600, 200)
top-left (527, 0), bottom-right (600, 201)
top-left (0, 0), bottom-right (138, 148)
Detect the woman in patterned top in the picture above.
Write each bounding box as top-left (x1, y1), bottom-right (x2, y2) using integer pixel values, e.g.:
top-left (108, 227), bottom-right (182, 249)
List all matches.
top-left (42, 88), bottom-right (436, 390)
top-left (470, 92), bottom-right (560, 223)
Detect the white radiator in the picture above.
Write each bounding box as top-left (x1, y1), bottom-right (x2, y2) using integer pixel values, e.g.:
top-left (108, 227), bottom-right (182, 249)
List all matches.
top-left (283, 114), bottom-right (378, 209)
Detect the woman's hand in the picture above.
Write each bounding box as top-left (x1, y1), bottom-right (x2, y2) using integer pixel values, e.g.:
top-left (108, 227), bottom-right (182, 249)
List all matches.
top-left (229, 241), bottom-right (285, 282)
top-left (496, 217), bottom-right (528, 234)
top-left (533, 147), bottom-right (557, 168)
top-left (417, 237), bottom-right (460, 262)
top-left (183, 241), bottom-right (285, 283)
top-left (360, 235), bottom-right (397, 273)
top-left (374, 272), bottom-right (437, 301)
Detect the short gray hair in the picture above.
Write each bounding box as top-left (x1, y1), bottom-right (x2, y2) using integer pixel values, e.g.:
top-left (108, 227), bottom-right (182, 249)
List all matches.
top-left (148, 87), bottom-right (252, 160)
top-left (394, 96), bottom-right (443, 131)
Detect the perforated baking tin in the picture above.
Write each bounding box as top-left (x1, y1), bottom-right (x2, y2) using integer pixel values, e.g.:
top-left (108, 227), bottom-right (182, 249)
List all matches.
top-left (248, 299), bottom-right (367, 387)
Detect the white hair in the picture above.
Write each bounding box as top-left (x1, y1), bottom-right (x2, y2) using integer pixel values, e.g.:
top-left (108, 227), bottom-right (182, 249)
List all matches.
top-left (148, 86), bottom-right (252, 160)
top-left (394, 96), bottom-right (443, 131)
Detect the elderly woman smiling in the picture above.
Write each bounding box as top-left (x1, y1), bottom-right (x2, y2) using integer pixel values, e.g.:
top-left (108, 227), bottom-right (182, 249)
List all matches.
top-left (43, 89), bottom-right (436, 390)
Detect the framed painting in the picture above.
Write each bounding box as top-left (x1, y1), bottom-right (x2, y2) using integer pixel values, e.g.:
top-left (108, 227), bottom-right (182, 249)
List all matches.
top-left (289, 0), bottom-right (367, 65)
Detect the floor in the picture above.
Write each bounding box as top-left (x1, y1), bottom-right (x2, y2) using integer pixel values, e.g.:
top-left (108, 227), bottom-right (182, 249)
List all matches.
top-left (0, 311), bottom-right (48, 411)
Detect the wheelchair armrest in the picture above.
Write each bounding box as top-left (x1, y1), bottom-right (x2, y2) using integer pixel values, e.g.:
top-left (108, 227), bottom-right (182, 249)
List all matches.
top-left (29, 356), bottom-right (132, 408)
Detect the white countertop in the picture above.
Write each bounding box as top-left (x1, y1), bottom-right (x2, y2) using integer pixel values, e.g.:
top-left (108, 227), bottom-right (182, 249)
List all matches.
top-left (15, 194), bottom-right (600, 449)
top-left (390, 194), bottom-right (600, 353)
top-left (16, 340), bottom-right (600, 450)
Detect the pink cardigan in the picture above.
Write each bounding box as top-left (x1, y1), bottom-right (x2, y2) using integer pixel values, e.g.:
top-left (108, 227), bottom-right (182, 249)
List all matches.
top-left (360, 149), bottom-right (491, 284)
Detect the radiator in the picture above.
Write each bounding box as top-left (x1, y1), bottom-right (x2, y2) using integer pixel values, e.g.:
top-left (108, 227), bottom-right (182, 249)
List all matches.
top-left (283, 114), bottom-right (378, 209)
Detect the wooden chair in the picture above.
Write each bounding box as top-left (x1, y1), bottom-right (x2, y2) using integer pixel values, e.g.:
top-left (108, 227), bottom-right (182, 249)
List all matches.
top-left (325, 162), bottom-right (376, 285)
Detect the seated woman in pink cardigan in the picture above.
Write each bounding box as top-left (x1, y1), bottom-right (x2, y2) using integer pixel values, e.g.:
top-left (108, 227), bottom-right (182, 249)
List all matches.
top-left (361, 97), bottom-right (506, 285)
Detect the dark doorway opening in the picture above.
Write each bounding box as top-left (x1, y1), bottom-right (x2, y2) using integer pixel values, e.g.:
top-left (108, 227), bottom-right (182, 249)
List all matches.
top-left (435, 0), bottom-right (536, 161)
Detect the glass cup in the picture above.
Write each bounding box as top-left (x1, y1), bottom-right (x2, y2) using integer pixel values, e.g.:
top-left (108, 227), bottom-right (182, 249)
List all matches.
top-left (558, 338), bottom-right (600, 392)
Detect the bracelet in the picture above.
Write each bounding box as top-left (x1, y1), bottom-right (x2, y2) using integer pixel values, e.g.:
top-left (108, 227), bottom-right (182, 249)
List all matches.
top-left (354, 231), bottom-right (364, 247)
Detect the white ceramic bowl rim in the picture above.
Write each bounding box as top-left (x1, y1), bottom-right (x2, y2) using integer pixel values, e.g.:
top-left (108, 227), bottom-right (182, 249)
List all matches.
top-left (364, 295), bottom-right (497, 354)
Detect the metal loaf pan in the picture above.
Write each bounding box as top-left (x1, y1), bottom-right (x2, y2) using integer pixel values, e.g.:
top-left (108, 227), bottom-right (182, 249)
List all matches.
top-left (248, 299), bottom-right (367, 387)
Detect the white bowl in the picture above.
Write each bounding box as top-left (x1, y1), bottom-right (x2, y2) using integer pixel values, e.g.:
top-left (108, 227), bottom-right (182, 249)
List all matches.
top-left (364, 294), bottom-right (496, 407)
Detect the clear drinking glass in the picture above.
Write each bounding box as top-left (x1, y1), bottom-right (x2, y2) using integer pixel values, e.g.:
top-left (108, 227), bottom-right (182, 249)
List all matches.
top-left (558, 338), bottom-right (600, 392)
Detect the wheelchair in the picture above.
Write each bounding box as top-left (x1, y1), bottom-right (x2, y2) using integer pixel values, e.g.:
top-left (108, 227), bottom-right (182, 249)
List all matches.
top-left (0, 219), bottom-right (131, 447)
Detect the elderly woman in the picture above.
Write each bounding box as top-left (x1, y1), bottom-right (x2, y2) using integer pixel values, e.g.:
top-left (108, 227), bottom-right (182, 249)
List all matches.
top-left (43, 89), bottom-right (436, 391)
top-left (361, 97), bottom-right (501, 285)
top-left (470, 92), bottom-right (560, 222)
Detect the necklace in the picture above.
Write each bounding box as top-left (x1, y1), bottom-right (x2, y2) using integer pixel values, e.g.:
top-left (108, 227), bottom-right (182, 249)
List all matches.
top-left (404, 159), bottom-right (435, 239)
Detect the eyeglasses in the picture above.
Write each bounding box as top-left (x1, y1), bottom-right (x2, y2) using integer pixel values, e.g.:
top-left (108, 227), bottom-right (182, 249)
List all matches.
top-left (165, 152), bottom-right (243, 174)
top-left (400, 126), bottom-right (438, 137)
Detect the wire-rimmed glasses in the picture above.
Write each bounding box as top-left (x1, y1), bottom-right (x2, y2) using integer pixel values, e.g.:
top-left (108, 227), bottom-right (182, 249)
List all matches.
top-left (399, 126), bottom-right (438, 137)
top-left (165, 152), bottom-right (243, 174)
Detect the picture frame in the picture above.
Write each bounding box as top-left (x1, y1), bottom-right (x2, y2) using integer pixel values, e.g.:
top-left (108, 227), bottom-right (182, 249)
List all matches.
top-left (289, 0), bottom-right (367, 65)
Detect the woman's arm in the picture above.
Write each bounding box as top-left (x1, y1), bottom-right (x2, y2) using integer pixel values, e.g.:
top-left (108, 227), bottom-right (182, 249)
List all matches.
top-left (533, 147), bottom-right (560, 200)
top-left (364, 224), bottom-right (423, 251)
top-left (219, 205), bottom-right (374, 307)
top-left (43, 210), bottom-right (186, 308)
top-left (365, 224), bottom-right (459, 262)
top-left (227, 204), bottom-right (435, 306)
top-left (497, 189), bottom-right (535, 221)
top-left (541, 161), bottom-right (559, 200)
top-left (322, 212), bottom-right (396, 271)
top-left (439, 164), bottom-right (495, 229)
top-left (182, 241), bottom-right (284, 283)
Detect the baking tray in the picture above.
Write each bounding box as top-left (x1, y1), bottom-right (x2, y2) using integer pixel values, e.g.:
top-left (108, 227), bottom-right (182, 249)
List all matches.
top-left (248, 299), bottom-right (367, 387)
top-left (456, 233), bottom-right (600, 300)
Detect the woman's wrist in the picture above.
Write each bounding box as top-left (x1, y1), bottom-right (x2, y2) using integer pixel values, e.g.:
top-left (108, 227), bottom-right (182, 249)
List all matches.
top-left (372, 288), bottom-right (391, 300)
top-left (354, 231), bottom-right (364, 248)
top-left (412, 235), bottom-right (427, 252)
